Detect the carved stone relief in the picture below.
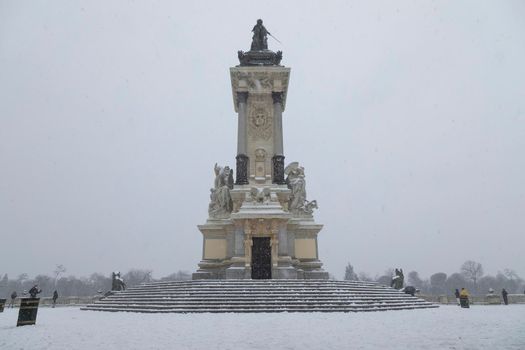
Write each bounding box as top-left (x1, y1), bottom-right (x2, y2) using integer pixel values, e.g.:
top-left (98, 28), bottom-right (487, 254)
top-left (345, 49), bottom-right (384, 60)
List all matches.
top-left (250, 187), bottom-right (271, 204)
top-left (248, 107), bottom-right (272, 140)
top-left (255, 148), bottom-right (266, 178)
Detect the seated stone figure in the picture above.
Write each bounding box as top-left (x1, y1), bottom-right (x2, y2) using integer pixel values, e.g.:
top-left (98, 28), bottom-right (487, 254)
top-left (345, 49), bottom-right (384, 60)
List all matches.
top-left (111, 271), bottom-right (126, 291)
top-left (208, 163), bottom-right (234, 219)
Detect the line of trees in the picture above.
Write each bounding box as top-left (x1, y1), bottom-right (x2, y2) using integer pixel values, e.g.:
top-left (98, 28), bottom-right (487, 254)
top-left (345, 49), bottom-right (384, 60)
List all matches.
top-left (0, 266), bottom-right (191, 298)
top-left (344, 260), bottom-right (525, 296)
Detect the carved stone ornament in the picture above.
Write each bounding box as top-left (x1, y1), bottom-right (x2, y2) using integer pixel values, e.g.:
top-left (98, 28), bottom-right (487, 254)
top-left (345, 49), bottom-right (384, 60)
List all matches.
top-left (238, 50), bottom-right (283, 66)
top-left (255, 148), bottom-right (267, 161)
top-left (250, 187), bottom-right (271, 204)
top-left (248, 108), bottom-right (272, 140)
top-left (231, 71), bottom-right (289, 91)
top-left (272, 91), bottom-right (283, 106)
top-left (237, 91), bottom-right (249, 105)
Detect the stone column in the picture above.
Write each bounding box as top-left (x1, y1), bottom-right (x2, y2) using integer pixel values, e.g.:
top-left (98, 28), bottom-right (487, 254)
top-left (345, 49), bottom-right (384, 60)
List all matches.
top-left (272, 92), bottom-right (286, 184)
top-left (236, 92), bottom-right (249, 185)
top-left (244, 220), bottom-right (252, 268)
top-left (272, 92), bottom-right (284, 156)
top-left (270, 234), bottom-right (279, 267)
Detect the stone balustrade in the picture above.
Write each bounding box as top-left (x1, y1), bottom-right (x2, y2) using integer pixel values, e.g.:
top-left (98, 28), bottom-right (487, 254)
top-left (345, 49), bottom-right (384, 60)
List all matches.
top-left (5, 296), bottom-right (100, 307)
top-left (419, 294), bottom-right (525, 305)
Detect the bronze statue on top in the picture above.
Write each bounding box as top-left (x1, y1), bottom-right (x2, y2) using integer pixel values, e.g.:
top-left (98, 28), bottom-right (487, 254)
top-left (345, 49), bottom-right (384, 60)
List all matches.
top-left (238, 19), bottom-right (283, 66)
top-left (251, 19), bottom-right (270, 51)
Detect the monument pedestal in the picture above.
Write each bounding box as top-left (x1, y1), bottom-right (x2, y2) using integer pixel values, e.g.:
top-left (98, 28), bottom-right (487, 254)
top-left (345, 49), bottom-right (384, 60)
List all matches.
top-left (192, 36), bottom-right (328, 280)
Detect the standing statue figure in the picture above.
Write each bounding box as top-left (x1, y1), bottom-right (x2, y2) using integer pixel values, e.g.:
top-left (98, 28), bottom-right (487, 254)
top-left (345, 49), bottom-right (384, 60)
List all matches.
top-left (285, 162), bottom-right (307, 212)
top-left (391, 269), bottom-right (399, 288)
top-left (391, 268), bottom-right (404, 289)
top-left (251, 19), bottom-right (270, 51)
top-left (398, 268), bottom-right (404, 289)
top-left (208, 163), bottom-right (234, 218)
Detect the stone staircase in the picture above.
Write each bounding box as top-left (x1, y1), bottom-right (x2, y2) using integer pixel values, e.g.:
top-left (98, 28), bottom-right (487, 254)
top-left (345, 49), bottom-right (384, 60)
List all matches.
top-left (81, 280), bottom-right (437, 313)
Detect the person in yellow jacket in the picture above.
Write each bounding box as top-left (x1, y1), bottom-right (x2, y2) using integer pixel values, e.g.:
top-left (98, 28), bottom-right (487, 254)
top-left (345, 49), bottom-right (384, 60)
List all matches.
top-left (459, 288), bottom-right (470, 308)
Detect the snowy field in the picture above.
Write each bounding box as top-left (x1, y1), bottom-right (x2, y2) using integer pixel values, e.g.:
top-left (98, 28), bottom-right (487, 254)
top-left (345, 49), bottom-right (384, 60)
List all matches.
top-left (1, 305), bottom-right (524, 350)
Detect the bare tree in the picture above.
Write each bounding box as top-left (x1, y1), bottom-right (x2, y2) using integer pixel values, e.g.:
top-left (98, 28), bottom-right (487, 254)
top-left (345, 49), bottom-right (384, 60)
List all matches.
top-left (503, 268), bottom-right (520, 281)
top-left (460, 260), bottom-right (483, 290)
top-left (53, 264), bottom-right (67, 286)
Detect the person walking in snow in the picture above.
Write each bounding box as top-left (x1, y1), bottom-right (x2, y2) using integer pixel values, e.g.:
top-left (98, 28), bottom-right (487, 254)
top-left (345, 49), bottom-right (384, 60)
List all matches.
top-left (29, 284), bottom-right (42, 298)
top-left (459, 288), bottom-right (470, 309)
top-left (52, 290), bottom-right (59, 308)
top-left (501, 288), bottom-right (508, 305)
top-left (454, 289), bottom-right (460, 306)
top-left (459, 288), bottom-right (470, 308)
top-left (9, 291), bottom-right (17, 308)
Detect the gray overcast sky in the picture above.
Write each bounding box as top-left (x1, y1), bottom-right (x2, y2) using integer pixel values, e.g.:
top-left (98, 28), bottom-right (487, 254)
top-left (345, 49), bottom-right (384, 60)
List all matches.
top-left (1, 0), bottom-right (524, 280)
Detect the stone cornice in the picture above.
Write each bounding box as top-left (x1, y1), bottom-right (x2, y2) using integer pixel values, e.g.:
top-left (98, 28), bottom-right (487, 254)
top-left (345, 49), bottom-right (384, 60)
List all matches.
top-left (230, 66), bottom-right (291, 113)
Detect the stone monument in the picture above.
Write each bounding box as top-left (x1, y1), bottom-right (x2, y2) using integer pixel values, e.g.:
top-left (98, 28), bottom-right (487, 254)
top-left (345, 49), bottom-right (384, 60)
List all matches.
top-left (193, 20), bottom-right (328, 280)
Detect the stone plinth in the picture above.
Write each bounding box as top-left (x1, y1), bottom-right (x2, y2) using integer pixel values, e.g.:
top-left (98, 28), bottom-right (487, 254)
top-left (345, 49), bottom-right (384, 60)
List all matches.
top-left (486, 294), bottom-right (501, 304)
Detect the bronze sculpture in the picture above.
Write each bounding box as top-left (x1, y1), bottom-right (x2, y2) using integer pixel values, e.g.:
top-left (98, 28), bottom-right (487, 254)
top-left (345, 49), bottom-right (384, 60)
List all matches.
top-left (251, 19), bottom-right (270, 51)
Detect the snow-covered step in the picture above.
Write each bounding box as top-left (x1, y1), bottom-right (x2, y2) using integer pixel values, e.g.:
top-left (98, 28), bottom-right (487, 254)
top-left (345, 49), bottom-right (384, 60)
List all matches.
top-left (81, 280), bottom-right (437, 313)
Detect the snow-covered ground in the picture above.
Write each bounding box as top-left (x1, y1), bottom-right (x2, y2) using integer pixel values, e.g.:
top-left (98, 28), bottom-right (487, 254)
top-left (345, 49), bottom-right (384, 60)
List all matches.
top-left (1, 305), bottom-right (524, 349)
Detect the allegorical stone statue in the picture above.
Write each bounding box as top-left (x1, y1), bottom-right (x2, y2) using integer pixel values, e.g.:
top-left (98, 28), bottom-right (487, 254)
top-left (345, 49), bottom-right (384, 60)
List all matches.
top-left (111, 271), bottom-right (126, 291)
top-left (285, 162), bottom-right (318, 215)
top-left (251, 19), bottom-right (270, 51)
top-left (208, 163), bottom-right (234, 219)
top-left (391, 268), bottom-right (404, 289)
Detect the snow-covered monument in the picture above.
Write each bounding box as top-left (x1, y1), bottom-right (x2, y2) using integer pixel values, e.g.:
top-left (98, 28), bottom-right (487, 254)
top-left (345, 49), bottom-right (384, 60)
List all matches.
top-left (82, 21), bottom-right (437, 313)
top-left (192, 19), bottom-right (328, 280)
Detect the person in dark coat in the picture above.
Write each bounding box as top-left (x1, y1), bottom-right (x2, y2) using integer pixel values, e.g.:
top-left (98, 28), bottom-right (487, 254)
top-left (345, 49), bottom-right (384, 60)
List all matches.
top-left (29, 285), bottom-right (42, 298)
top-left (455, 289), bottom-right (460, 306)
top-left (9, 291), bottom-right (17, 308)
top-left (52, 290), bottom-right (59, 308)
top-left (502, 288), bottom-right (509, 305)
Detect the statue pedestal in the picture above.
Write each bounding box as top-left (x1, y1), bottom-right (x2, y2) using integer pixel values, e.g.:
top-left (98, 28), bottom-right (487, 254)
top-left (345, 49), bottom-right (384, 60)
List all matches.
top-left (192, 49), bottom-right (328, 280)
